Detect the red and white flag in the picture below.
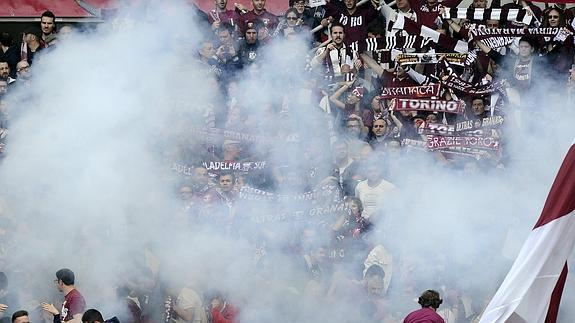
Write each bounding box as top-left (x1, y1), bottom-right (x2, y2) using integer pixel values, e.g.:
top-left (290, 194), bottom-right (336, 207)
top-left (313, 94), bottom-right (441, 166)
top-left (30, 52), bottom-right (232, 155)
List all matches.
top-left (479, 143), bottom-right (575, 323)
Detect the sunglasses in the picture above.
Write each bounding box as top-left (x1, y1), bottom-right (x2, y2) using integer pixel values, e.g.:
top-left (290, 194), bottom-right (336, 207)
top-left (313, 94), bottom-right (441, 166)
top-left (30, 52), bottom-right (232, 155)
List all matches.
top-left (549, 15), bottom-right (559, 19)
top-left (287, 17), bottom-right (298, 20)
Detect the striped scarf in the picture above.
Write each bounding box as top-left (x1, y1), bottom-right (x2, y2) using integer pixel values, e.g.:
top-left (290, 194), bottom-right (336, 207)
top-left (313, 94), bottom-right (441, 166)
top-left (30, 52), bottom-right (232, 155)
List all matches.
top-left (441, 8), bottom-right (534, 25)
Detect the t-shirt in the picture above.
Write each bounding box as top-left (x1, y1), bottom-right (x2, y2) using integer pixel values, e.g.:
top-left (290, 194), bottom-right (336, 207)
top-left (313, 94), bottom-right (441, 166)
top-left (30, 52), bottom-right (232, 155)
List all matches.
top-left (61, 289), bottom-right (86, 321)
top-left (239, 10), bottom-right (279, 33)
top-left (324, 2), bottom-right (380, 49)
top-left (403, 307), bottom-right (446, 323)
top-left (355, 178), bottom-right (396, 220)
top-left (172, 287), bottom-right (208, 323)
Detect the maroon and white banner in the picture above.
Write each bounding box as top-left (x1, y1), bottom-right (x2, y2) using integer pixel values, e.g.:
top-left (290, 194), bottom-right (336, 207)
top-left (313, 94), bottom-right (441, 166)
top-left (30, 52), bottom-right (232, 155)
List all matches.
top-left (419, 123), bottom-right (456, 136)
top-left (469, 27), bottom-right (570, 49)
top-left (426, 135), bottom-right (500, 150)
top-left (189, 127), bottom-right (274, 145)
top-left (390, 98), bottom-right (465, 114)
top-left (202, 161), bottom-right (267, 172)
top-left (442, 8), bottom-right (534, 25)
top-left (455, 116), bottom-right (504, 132)
top-left (479, 143), bottom-right (575, 323)
top-left (381, 84), bottom-right (441, 99)
top-left (441, 74), bottom-right (505, 95)
top-left (396, 53), bottom-right (468, 65)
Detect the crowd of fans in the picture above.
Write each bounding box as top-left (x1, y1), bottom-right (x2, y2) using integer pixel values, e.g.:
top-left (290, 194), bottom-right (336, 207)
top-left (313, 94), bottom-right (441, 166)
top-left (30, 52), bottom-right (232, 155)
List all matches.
top-left (0, 0), bottom-right (574, 322)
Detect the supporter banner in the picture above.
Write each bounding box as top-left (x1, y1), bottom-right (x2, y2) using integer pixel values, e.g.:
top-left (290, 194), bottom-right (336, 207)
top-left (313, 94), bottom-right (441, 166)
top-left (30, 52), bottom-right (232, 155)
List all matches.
top-left (202, 161), bottom-right (267, 172)
top-left (390, 98), bottom-right (465, 114)
top-left (189, 127), bottom-right (274, 145)
top-left (402, 138), bottom-right (428, 149)
top-left (240, 186), bottom-right (316, 202)
top-left (419, 122), bottom-right (456, 135)
top-left (426, 135), bottom-right (500, 150)
top-left (469, 27), bottom-right (562, 40)
top-left (380, 84), bottom-right (441, 99)
top-left (469, 27), bottom-right (569, 48)
top-left (441, 74), bottom-right (505, 95)
top-left (396, 53), bottom-right (468, 65)
top-left (248, 202), bottom-right (347, 224)
top-left (390, 15), bottom-right (469, 53)
top-left (455, 116), bottom-right (504, 132)
top-left (442, 8), bottom-right (534, 25)
top-left (360, 35), bottom-right (432, 52)
top-left (171, 162), bottom-right (195, 176)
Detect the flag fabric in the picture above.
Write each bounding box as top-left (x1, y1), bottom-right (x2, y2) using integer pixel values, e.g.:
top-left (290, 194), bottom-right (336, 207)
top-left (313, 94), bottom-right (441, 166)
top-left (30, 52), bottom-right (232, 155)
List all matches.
top-left (479, 143), bottom-right (575, 323)
top-left (530, 0), bottom-right (575, 3)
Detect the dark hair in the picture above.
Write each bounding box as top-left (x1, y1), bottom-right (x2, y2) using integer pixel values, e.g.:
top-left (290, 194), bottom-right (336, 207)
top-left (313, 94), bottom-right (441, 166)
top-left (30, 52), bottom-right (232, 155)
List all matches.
top-left (219, 171), bottom-right (235, 181)
top-left (11, 310), bottom-right (28, 322)
top-left (0, 32), bottom-right (13, 47)
top-left (0, 272), bottom-right (6, 290)
top-left (542, 8), bottom-right (566, 28)
top-left (284, 7), bottom-right (299, 18)
top-left (24, 27), bottom-right (42, 40)
top-left (56, 268), bottom-right (75, 285)
top-left (330, 22), bottom-right (345, 31)
top-left (418, 289), bottom-right (443, 309)
top-left (217, 22), bottom-right (235, 35)
top-left (519, 36), bottom-right (538, 50)
top-left (366, 19), bottom-right (385, 37)
top-left (365, 264), bottom-right (385, 278)
top-left (344, 196), bottom-right (364, 214)
top-left (41, 10), bottom-right (57, 33)
top-left (82, 309), bottom-right (104, 323)
top-left (41, 10), bottom-right (56, 20)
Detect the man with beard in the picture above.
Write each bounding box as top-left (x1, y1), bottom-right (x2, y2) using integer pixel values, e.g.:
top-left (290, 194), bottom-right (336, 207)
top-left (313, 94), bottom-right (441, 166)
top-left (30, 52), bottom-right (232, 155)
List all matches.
top-left (324, 0), bottom-right (381, 48)
top-left (310, 23), bottom-right (354, 80)
top-left (0, 62), bottom-right (14, 86)
top-left (207, 0), bottom-right (241, 32)
top-left (239, 0), bottom-right (279, 35)
top-left (237, 22), bottom-right (260, 67)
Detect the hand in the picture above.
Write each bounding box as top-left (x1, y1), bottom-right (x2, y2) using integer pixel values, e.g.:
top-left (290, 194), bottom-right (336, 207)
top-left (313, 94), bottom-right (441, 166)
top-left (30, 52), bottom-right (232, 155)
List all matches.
top-left (0, 303), bottom-right (7, 314)
top-left (353, 59), bottom-right (363, 70)
top-left (326, 43), bottom-right (336, 51)
top-left (41, 302), bottom-right (59, 315)
top-left (320, 18), bottom-right (330, 27)
top-left (211, 20), bottom-right (221, 30)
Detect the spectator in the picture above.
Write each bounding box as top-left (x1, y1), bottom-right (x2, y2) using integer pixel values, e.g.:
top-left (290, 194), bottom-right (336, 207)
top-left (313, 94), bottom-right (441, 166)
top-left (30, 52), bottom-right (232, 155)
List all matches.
top-left (310, 23), bottom-right (353, 80)
top-left (540, 8), bottom-right (574, 82)
top-left (403, 290), bottom-right (446, 323)
top-left (324, 0), bottom-right (381, 47)
top-left (0, 62), bottom-right (14, 85)
top-left (22, 28), bottom-right (43, 65)
top-left (10, 310), bottom-right (29, 323)
top-left (0, 272), bottom-right (18, 323)
top-left (167, 285), bottom-right (208, 323)
top-left (207, 292), bottom-right (239, 323)
top-left (41, 268), bottom-right (86, 323)
top-left (237, 22), bottom-right (260, 66)
top-left (0, 33), bottom-right (18, 79)
top-left (354, 158), bottom-right (396, 222)
top-left (15, 61), bottom-right (31, 84)
top-left (207, 0), bottom-right (241, 32)
top-left (238, 0), bottom-right (279, 35)
top-left (40, 11), bottom-right (57, 47)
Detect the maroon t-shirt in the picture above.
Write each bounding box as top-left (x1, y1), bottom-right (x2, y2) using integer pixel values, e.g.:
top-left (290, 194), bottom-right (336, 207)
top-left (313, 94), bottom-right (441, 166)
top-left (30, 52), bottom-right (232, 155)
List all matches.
top-left (403, 307), bottom-right (445, 323)
top-left (239, 10), bottom-right (279, 33)
top-left (207, 9), bottom-right (242, 29)
top-left (61, 289), bottom-right (86, 321)
top-left (325, 2), bottom-right (380, 49)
